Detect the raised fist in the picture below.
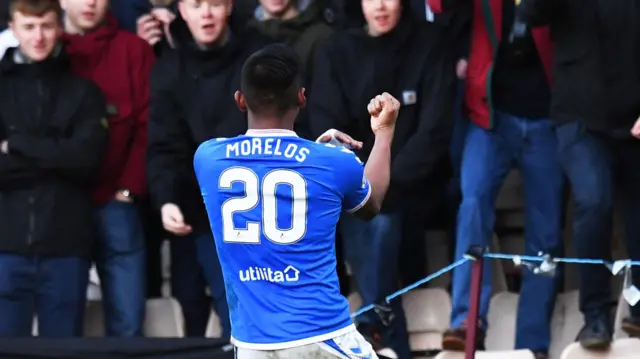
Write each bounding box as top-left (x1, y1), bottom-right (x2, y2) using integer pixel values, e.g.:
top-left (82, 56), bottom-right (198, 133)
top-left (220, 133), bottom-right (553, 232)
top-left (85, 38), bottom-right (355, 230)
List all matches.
top-left (367, 92), bottom-right (400, 134)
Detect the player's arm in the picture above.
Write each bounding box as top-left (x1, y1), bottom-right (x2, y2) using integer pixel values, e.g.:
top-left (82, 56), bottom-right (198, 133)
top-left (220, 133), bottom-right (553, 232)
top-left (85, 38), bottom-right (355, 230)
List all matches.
top-left (343, 93), bottom-right (399, 221)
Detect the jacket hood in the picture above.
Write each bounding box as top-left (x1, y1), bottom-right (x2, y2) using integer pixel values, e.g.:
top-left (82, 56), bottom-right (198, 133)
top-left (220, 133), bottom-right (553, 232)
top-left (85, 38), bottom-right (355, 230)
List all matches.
top-left (356, 15), bottom-right (417, 98)
top-left (361, 12), bottom-right (415, 53)
top-left (252, 0), bottom-right (312, 20)
top-left (247, 0), bottom-right (325, 41)
top-left (166, 12), bottom-right (270, 74)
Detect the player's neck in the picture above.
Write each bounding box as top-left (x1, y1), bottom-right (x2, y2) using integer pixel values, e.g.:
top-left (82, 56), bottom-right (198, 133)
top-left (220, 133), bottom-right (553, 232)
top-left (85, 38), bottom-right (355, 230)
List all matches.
top-left (247, 114), bottom-right (295, 132)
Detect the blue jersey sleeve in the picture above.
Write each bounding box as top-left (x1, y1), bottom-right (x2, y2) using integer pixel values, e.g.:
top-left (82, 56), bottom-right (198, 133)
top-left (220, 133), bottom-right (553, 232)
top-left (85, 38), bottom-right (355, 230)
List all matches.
top-left (338, 150), bottom-right (372, 213)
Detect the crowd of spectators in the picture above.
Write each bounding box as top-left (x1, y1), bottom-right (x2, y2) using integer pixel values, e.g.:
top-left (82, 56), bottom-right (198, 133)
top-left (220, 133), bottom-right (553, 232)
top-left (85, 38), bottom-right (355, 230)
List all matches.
top-left (0, 1), bottom-right (638, 359)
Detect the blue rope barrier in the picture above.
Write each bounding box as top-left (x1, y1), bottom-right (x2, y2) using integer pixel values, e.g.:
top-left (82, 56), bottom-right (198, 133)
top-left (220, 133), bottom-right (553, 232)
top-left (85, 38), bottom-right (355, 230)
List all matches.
top-left (350, 257), bottom-right (470, 319)
top-left (385, 257), bottom-right (470, 302)
top-left (350, 252), bottom-right (640, 319)
top-left (484, 252), bottom-right (640, 267)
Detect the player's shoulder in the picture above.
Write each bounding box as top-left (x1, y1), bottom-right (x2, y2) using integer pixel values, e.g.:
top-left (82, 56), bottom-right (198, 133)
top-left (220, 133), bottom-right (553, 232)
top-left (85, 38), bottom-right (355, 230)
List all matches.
top-left (197, 136), bottom-right (232, 152)
top-left (194, 137), bottom-right (237, 163)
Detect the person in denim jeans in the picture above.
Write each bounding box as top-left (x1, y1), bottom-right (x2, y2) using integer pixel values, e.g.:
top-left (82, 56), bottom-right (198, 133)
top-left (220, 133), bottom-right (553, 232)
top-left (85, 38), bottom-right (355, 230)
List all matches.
top-left (431, 1), bottom-right (562, 358)
top-left (555, 123), bottom-right (640, 348)
top-left (63, 0), bottom-right (155, 336)
top-left (309, 1), bottom-right (456, 357)
top-left (0, 0), bottom-right (108, 337)
top-left (516, 0), bottom-right (640, 350)
top-left (146, 0), bottom-right (276, 339)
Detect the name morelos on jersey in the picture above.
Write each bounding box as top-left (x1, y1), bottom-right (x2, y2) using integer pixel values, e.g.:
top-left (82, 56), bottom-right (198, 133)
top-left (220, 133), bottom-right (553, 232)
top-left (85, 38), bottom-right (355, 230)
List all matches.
top-left (194, 129), bottom-right (371, 350)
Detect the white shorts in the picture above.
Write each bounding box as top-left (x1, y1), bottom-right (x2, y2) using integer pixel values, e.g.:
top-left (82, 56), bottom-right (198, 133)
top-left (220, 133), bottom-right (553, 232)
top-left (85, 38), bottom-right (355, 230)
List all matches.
top-left (235, 330), bottom-right (379, 359)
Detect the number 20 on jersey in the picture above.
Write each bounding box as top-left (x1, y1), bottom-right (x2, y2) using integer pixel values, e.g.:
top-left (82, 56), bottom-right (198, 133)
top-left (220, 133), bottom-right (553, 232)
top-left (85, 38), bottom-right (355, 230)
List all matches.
top-left (219, 167), bottom-right (308, 245)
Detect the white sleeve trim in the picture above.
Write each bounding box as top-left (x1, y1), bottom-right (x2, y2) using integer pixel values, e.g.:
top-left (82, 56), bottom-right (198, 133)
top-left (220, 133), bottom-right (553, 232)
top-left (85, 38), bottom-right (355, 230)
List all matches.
top-left (345, 181), bottom-right (372, 213)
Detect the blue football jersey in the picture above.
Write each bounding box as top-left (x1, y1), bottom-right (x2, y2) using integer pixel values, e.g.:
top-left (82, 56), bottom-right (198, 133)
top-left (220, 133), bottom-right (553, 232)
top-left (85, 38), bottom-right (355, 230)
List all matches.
top-left (194, 129), bottom-right (371, 350)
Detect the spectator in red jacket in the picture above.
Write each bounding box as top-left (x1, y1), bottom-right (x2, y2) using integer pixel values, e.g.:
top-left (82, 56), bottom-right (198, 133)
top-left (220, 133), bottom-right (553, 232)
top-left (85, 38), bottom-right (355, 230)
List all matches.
top-left (61, 0), bottom-right (155, 337)
top-left (430, 1), bottom-right (562, 358)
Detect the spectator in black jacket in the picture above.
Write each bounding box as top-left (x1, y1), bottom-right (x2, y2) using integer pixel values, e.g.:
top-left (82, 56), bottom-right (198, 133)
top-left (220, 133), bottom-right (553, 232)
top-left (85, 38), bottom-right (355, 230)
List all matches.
top-left (136, 0), bottom-right (258, 57)
top-left (0, 0), bottom-right (108, 337)
top-left (146, 0), bottom-right (272, 337)
top-left (308, 0), bottom-right (456, 357)
top-left (517, 0), bottom-right (640, 350)
top-left (247, 0), bottom-right (335, 139)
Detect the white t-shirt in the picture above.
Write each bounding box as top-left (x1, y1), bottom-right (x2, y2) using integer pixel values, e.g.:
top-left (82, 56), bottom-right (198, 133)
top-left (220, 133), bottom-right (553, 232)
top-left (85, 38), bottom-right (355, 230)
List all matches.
top-left (0, 29), bottom-right (18, 59)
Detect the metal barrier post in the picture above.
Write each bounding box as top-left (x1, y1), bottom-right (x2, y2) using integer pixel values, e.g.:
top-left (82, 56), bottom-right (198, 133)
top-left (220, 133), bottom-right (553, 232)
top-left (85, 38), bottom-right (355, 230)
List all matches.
top-left (464, 245), bottom-right (487, 359)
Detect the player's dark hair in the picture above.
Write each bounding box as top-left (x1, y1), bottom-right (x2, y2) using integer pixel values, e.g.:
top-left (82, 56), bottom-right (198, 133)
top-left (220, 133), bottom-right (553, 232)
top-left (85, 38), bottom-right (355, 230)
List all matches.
top-left (240, 44), bottom-right (302, 117)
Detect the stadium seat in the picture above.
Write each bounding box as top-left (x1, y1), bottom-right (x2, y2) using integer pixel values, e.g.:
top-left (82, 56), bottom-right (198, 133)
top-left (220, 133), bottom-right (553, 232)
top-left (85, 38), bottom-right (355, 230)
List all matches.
top-left (495, 210), bottom-right (525, 229)
top-left (377, 347), bottom-right (399, 359)
top-left (559, 291), bottom-right (584, 346)
top-left (495, 170), bottom-right (524, 211)
top-left (86, 265), bottom-right (102, 301)
top-left (89, 264), bottom-right (100, 285)
top-left (562, 197), bottom-right (579, 292)
top-left (161, 240), bottom-right (171, 281)
top-left (403, 288), bottom-right (451, 355)
top-left (486, 292), bottom-right (518, 350)
top-left (614, 292), bottom-right (631, 340)
top-left (435, 349), bottom-right (535, 359)
top-left (84, 295), bottom-right (186, 338)
top-left (425, 230), bottom-right (451, 289)
top-left (548, 294), bottom-right (566, 359)
top-left (549, 291), bottom-right (583, 359)
top-left (32, 317), bottom-right (38, 336)
top-left (86, 282), bottom-right (102, 301)
top-left (560, 338), bottom-right (640, 359)
top-left (161, 241), bottom-right (172, 297)
top-left (144, 297), bottom-right (185, 338)
top-left (84, 300), bottom-right (106, 337)
top-left (491, 234), bottom-right (509, 295)
top-left (205, 310), bottom-right (223, 338)
top-left (563, 257), bottom-right (580, 292)
top-left (494, 169), bottom-right (525, 232)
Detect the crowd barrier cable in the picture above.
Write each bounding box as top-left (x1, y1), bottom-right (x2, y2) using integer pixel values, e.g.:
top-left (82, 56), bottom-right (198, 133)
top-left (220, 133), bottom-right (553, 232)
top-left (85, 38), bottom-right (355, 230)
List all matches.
top-left (349, 257), bottom-right (470, 319)
top-left (348, 248), bottom-right (640, 358)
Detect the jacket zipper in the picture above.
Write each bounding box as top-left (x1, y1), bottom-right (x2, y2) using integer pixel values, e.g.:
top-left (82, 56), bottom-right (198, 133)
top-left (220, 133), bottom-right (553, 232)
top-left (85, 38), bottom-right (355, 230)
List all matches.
top-left (27, 196), bottom-right (35, 246)
top-left (27, 79), bottom-right (44, 246)
top-left (36, 79), bottom-right (44, 122)
top-left (481, 0), bottom-right (500, 128)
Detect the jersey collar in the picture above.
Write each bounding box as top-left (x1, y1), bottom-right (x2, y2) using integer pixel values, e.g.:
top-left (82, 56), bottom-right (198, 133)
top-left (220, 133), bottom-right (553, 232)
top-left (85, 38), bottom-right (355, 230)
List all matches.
top-left (245, 129), bottom-right (298, 137)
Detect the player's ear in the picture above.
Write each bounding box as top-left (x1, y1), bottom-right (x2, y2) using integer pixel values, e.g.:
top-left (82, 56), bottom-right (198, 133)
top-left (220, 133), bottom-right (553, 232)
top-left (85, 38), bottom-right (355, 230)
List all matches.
top-left (297, 88), bottom-right (306, 109)
top-left (234, 91), bottom-right (247, 112)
